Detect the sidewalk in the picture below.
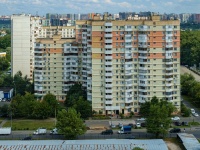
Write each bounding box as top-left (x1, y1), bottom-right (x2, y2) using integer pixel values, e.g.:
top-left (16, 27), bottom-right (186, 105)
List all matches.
top-left (0, 118), bottom-right (8, 127)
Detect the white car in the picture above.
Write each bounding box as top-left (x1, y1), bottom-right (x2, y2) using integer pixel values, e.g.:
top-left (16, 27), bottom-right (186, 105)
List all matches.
top-left (136, 123), bottom-right (141, 128)
top-left (193, 113), bottom-right (199, 117)
top-left (171, 116), bottom-right (180, 121)
top-left (136, 118), bottom-right (146, 121)
top-left (191, 108), bottom-right (195, 114)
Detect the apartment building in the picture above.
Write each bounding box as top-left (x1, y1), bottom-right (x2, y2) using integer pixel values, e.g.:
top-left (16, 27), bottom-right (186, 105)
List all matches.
top-left (76, 14), bottom-right (180, 115)
top-left (34, 34), bottom-right (76, 100)
top-left (11, 14), bottom-right (76, 80)
top-left (34, 14), bottom-right (180, 115)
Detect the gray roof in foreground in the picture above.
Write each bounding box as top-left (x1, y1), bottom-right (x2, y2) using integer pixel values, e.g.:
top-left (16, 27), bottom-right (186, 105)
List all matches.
top-left (0, 139), bottom-right (168, 150)
top-left (177, 133), bottom-right (200, 150)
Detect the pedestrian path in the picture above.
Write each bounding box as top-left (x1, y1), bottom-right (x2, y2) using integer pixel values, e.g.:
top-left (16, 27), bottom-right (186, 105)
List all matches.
top-left (0, 118), bottom-right (8, 127)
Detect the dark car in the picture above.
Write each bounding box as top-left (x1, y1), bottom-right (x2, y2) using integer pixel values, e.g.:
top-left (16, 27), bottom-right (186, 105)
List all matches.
top-left (182, 122), bottom-right (189, 126)
top-left (128, 123), bottom-right (134, 127)
top-left (125, 135), bottom-right (135, 139)
top-left (169, 128), bottom-right (181, 133)
top-left (22, 136), bottom-right (32, 140)
top-left (174, 121), bottom-right (181, 126)
top-left (141, 122), bottom-right (146, 127)
top-left (101, 129), bottom-right (113, 135)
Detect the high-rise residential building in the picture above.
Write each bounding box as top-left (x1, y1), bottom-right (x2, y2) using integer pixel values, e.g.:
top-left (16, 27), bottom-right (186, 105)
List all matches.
top-left (11, 14), bottom-right (42, 79)
top-left (11, 14), bottom-right (76, 80)
top-left (34, 13), bottom-right (180, 115)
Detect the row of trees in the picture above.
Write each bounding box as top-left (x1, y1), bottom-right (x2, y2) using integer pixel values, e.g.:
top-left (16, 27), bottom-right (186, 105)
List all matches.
top-left (181, 31), bottom-right (200, 67)
top-left (0, 34), bottom-right (10, 49)
top-left (181, 73), bottom-right (200, 107)
top-left (140, 96), bottom-right (176, 138)
top-left (0, 71), bottom-right (34, 95)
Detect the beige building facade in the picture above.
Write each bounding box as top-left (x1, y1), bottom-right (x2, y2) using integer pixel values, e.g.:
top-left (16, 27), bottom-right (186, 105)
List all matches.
top-left (34, 14), bottom-right (180, 115)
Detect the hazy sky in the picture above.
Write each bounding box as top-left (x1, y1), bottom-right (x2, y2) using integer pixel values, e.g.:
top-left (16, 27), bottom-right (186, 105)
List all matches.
top-left (0, 0), bottom-right (199, 15)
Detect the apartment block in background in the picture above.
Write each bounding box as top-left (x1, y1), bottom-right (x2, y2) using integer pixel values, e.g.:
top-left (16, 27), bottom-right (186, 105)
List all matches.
top-left (11, 14), bottom-right (75, 80)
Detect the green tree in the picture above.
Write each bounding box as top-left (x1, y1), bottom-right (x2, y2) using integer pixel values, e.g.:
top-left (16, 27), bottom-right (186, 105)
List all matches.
top-left (74, 97), bottom-right (92, 119)
top-left (43, 93), bottom-right (58, 117)
top-left (146, 104), bottom-right (171, 138)
top-left (56, 108), bottom-right (86, 139)
top-left (132, 147), bottom-right (144, 150)
top-left (64, 83), bottom-right (87, 108)
top-left (0, 104), bottom-right (9, 117)
top-left (181, 103), bottom-right (190, 117)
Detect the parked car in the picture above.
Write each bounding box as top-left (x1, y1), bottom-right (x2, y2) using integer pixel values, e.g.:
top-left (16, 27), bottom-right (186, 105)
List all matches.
top-left (181, 122), bottom-right (189, 126)
top-left (141, 122), bottom-right (146, 127)
top-left (191, 108), bottom-right (195, 114)
top-left (135, 123), bottom-right (141, 128)
top-left (22, 136), bottom-right (32, 140)
top-left (136, 118), bottom-right (146, 121)
top-left (110, 124), bottom-right (116, 128)
top-left (193, 113), bottom-right (199, 117)
top-left (128, 123), bottom-right (134, 127)
top-left (101, 129), bottom-right (113, 135)
top-left (169, 128), bottom-right (181, 133)
top-left (174, 121), bottom-right (181, 126)
top-left (171, 116), bottom-right (180, 121)
top-left (118, 123), bottom-right (123, 128)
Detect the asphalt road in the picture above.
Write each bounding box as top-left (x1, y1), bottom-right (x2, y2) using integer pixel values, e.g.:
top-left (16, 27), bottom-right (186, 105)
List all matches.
top-left (180, 66), bottom-right (200, 82)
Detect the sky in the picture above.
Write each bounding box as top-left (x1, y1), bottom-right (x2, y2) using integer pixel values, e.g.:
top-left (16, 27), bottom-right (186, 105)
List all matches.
top-left (0, 0), bottom-right (199, 16)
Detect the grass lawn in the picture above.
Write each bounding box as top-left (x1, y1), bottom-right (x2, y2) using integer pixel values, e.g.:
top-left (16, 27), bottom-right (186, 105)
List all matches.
top-left (182, 95), bottom-right (200, 111)
top-left (3, 118), bottom-right (55, 130)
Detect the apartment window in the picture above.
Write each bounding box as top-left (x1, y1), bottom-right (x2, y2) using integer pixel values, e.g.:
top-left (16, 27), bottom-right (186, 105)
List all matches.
top-left (174, 26), bottom-right (177, 28)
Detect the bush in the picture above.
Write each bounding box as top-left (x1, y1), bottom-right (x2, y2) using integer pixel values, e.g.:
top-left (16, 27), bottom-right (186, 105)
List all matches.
top-left (119, 113), bottom-right (124, 119)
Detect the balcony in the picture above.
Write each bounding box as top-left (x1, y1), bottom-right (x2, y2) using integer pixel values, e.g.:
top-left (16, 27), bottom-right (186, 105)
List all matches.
top-left (105, 50), bottom-right (112, 54)
top-left (165, 77), bottom-right (173, 81)
top-left (34, 49), bottom-right (43, 54)
top-left (105, 67), bottom-right (112, 71)
top-left (138, 50), bottom-right (148, 54)
top-left (105, 22), bottom-right (112, 26)
top-left (105, 39), bottom-right (112, 43)
top-left (125, 44), bottom-right (132, 48)
top-left (105, 61), bottom-right (112, 65)
top-left (105, 84), bottom-right (112, 88)
top-left (139, 88), bottom-right (148, 93)
top-left (125, 26), bottom-right (132, 31)
top-left (105, 56), bottom-right (112, 60)
top-left (125, 38), bottom-right (132, 42)
top-left (138, 35), bottom-right (147, 42)
top-left (139, 99), bottom-right (146, 103)
top-left (139, 82), bottom-right (148, 86)
top-left (166, 82), bottom-right (173, 86)
top-left (166, 44), bottom-right (173, 48)
top-left (104, 34), bottom-right (112, 38)
top-left (166, 89), bottom-right (173, 92)
top-left (165, 71), bottom-right (173, 75)
top-left (105, 28), bottom-right (112, 32)
top-left (105, 45), bottom-right (112, 49)
top-left (125, 54), bottom-right (132, 59)
top-left (139, 66), bottom-right (147, 70)
top-left (105, 78), bottom-right (113, 82)
top-left (125, 34), bottom-right (131, 38)
top-left (125, 82), bottom-right (132, 86)
top-left (105, 89), bottom-right (112, 93)
top-left (138, 55), bottom-right (147, 59)
top-left (165, 25), bottom-right (173, 31)
top-left (165, 61), bottom-right (173, 65)
top-left (125, 65), bottom-right (132, 71)
top-left (105, 95), bottom-right (113, 99)
top-left (138, 25), bottom-right (148, 31)
top-left (166, 67), bottom-right (173, 71)
top-left (105, 106), bottom-right (120, 110)
top-left (105, 100), bottom-right (113, 105)
top-left (138, 43), bottom-right (148, 48)
top-left (105, 73), bottom-right (112, 76)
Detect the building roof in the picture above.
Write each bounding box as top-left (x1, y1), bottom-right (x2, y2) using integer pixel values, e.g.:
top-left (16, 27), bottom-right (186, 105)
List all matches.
top-left (0, 87), bottom-right (13, 93)
top-left (0, 139), bottom-right (168, 150)
top-left (177, 133), bottom-right (200, 150)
